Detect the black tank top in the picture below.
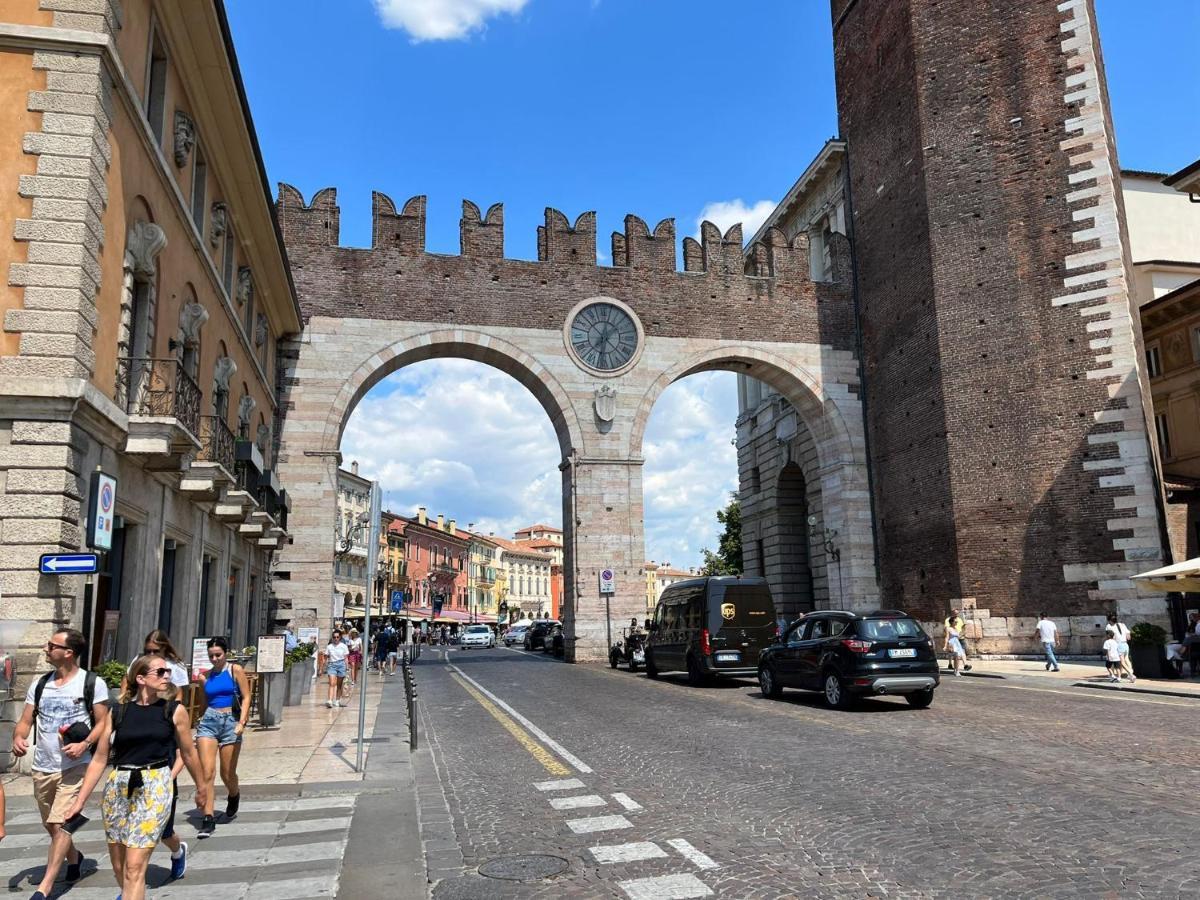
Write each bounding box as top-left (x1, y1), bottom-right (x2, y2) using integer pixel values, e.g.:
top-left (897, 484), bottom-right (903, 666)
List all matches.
top-left (113, 699), bottom-right (177, 766)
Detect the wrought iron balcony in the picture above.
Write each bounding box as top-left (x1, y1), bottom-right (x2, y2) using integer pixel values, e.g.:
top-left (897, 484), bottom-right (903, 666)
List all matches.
top-left (117, 357), bottom-right (202, 436)
top-left (197, 415), bottom-right (236, 475)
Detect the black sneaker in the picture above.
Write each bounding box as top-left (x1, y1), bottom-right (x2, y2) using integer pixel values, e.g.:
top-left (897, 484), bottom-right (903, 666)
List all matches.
top-left (197, 815), bottom-right (216, 839)
top-left (224, 793), bottom-right (240, 821)
top-left (66, 853), bottom-right (85, 882)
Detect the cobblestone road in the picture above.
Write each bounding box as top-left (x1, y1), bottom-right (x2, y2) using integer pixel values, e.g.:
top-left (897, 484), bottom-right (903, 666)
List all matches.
top-left (415, 646), bottom-right (1198, 899)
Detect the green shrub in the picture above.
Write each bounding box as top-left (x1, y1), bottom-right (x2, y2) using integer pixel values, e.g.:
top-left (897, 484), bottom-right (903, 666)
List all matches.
top-left (1129, 622), bottom-right (1167, 646)
top-left (96, 659), bottom-right (128, 687)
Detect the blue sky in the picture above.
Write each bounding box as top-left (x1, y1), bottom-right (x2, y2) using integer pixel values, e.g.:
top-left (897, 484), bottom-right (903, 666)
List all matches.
top-left (227, 0), bottom-right (1200, 568)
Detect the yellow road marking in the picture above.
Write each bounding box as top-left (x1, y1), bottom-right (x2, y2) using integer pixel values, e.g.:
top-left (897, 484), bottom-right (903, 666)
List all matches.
top-left (451, 673), bottom-right (571, 776)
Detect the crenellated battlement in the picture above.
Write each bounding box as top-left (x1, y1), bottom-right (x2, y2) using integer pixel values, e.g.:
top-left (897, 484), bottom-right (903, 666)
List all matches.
top-left (275, 184), bottom-right (838, 284)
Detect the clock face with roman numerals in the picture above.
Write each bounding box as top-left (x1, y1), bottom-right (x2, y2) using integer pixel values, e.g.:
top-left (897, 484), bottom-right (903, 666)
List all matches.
top-left (568, 302), bottom-right (639, 372)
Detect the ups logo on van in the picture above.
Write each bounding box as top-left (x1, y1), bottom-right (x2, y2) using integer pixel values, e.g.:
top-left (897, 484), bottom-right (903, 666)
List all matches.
top-left (720, 602), bottom-right (736, 620)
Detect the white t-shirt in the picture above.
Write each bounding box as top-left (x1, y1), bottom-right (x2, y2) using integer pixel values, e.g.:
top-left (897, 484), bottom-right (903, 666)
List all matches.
top-left (1109, 622), bottom-right (1131, 643)
top-left (326, 642), bottom-right (349, 663)
top-left (349, 637), bottom-right (363, 654)
top-left (1103, 637), bottom-right (1121, 662)
top-left (24, 668), bottom-right (109, 773)
top-left (1036, 619), bottom-right (1057, 643)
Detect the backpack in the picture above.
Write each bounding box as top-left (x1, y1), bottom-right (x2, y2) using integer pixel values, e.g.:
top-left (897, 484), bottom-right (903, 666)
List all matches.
top-left (33, 670), bottom-right (99, 742)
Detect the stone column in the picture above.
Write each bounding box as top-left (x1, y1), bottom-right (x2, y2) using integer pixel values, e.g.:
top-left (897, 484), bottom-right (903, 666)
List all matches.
top-left (565, 457), bottom-right (645, 662)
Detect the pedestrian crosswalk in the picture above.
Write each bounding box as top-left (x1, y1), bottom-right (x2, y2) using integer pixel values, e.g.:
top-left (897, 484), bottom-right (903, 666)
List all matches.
top-left (534, 779), bottom-right (719, 898)
top-left (0, 793), bottom-right (358, 899)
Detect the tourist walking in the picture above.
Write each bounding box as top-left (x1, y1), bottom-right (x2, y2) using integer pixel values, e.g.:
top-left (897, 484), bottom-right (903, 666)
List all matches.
top-left (194, 637), bottom-right (250, 839)
top-left (1102, 627), bottom-right (1123, 682)
top-left (1106, 613), bottom-right (1135, 683)
top-left (942, 608), bottom-right (972, 672)
top-left (63, 654), bottom-right (208, 900)
top-left (326, 629), bottom-right (349, 707)
top-left (387, 624), bottom-right (401, 675)
top-left (942, 621), bottom-right (967, 676)
top-left (1035, 613), bottom-right (1061, 672)
top-left (10, 629), bottom-right (109, 900)
top-left (348, 628), bottom-right (363, 685)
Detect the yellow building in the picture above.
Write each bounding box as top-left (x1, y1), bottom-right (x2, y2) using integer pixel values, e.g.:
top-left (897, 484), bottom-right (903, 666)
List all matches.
top-left (0, 2), bottom-right (300, 678)
top-left (465, 529), bottom-right (499, 621)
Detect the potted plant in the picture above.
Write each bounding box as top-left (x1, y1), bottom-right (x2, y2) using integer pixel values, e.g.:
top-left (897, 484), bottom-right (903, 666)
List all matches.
top-left (96, 659), bottom-right (128, 701)
top-left (1128, 622), bottom-right (1167, 679)
top-left (284, 644), bottom-right (310, 706)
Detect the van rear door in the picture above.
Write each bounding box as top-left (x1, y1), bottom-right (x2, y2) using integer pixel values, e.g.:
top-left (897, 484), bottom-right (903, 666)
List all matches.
top-left (707, 581), bottom-right (777, 668)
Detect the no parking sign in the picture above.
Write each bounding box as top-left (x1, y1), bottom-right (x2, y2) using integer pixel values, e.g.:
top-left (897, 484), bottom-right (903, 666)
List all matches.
top-left (599, 567), bottom-right (616, 594)
top-left (86, 471), bottom-right (118, 551)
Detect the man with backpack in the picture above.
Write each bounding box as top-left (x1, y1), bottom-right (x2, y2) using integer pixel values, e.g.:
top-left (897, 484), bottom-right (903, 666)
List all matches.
top-left (11, 628), bottom-right (110, 900)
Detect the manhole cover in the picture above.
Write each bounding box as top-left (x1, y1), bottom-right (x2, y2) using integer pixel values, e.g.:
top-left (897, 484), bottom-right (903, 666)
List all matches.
top-left (478, 854), bottom-right (569, 881)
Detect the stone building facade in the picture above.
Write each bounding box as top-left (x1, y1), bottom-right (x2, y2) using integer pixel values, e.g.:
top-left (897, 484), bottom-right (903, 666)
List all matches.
top-left (332, 462), bottom-right (370, 616)
top-left (0, 0), bottom-right (297, 737)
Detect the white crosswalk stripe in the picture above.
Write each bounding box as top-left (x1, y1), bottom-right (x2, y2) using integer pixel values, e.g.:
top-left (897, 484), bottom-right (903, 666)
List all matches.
top-left (590, 841), bottom-right (668, 864)
top-left (566, 814), bottom-right (633, 834)
top-left (666, 839), bottom-right (719, 870)
top-left (549, 794), bottom-right (607, 810)
top-left (618, 873), bottom-right (714, 899)
top-left (0, 792), bottom-right (357, 899)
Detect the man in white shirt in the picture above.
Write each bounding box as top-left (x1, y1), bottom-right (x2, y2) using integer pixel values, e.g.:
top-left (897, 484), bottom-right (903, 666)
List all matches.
top-left (1034, 613), bottom-right (1060, 672)
top-left (11, 629), bottom-right (110, 900)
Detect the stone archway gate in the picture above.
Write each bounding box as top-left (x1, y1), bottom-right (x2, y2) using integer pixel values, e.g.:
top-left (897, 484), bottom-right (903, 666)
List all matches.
top-left (271, 187), bottom-right (877, 660)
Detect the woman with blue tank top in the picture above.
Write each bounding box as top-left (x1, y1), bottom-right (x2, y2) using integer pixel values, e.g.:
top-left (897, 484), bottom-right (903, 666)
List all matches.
top-left (194, 637), bottom-right (250, 839)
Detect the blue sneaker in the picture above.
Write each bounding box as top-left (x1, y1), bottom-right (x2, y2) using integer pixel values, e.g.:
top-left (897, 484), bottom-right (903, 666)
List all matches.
top-left (170, 842), bottom-right (188, 879)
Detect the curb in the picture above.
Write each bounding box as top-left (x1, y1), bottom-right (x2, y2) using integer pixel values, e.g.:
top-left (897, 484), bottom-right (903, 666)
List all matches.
top-left (1073, 681), bottom-right (1200, 701)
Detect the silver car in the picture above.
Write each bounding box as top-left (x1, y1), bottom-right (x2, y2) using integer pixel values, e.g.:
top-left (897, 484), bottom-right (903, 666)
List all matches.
top-left (503, 625), bottom-right (528, 647)
top-left (460, 624), bottom-right (495, 649)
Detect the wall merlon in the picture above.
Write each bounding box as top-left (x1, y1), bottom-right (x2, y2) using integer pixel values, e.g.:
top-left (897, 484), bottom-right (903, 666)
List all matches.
top-left (371, 191), bottom-right (426, 254)
top-left (538, 208), bottom-right (596, 264)
top-left (459, 200), bottom-right (503, 259)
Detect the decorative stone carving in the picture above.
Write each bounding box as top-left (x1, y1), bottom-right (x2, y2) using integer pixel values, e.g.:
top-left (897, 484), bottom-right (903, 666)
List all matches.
top-left (256, 423), bottom-right (272, 454)
top-left (173, 110), bottom-right (195, 168)
top-left (213, 356), bottom-right (237, 393)
top-left (236, 266), bottom-right (253, 306)
top-left (124, 220), bottom-right (167, 279)
top-left (594, 385), bottom-right (616, 423)
top-left (238, 394), bottom-right (256, 429)
top-left (210, 202), bottom-right (228, 247)
top-left (255, 313), bottom-right (268, 348)
top-left (178, 301), bottom-right (209, 346)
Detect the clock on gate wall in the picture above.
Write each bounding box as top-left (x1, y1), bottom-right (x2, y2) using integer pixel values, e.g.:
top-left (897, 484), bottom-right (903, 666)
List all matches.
top-left (563, 298), bottom-right (644, 376)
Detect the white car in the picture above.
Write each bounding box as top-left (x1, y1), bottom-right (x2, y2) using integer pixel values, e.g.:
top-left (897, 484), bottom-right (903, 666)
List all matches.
top-left (503, 625), bottom-right (528, 647)
top-left (460, 624), bottom-right (495, 649)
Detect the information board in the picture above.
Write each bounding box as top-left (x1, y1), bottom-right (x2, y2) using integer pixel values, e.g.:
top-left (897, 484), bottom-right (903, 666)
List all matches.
top-left (297, 626), bottom-right (320, 647)
top-left (191, 636), bottom-right (217, 678)
top-left (256, 634), bottom-right (286, 673)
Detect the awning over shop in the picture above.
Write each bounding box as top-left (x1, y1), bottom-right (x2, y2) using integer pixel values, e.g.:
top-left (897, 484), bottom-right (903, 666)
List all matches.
top-left (1132, 558), bottom-right (1200, 592)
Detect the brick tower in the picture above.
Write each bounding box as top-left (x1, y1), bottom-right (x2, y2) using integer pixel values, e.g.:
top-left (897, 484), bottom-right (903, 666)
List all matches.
top-left (831, 0), bottom-right (1168, 644)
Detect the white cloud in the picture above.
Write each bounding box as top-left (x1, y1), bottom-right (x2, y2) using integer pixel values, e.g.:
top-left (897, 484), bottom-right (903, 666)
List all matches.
top-left (342, 362), bottom-right (741, 572)
top-left (372, 0), bottom-right (530, 41)
top-left (695, 198), bottom-right (776, 242)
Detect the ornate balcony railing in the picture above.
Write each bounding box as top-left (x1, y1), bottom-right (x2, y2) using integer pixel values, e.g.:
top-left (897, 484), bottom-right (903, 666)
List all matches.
top-left (117, 357), bottom-right (201, 438)
top-left (197, 415), bottom-right (236, 475)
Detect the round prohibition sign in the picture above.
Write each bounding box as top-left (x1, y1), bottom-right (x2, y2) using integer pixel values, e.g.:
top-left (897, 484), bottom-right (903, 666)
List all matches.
top-left (601, 568), bottom-right (614, 581)
top-left (100, 481), bottom-right (114, 513)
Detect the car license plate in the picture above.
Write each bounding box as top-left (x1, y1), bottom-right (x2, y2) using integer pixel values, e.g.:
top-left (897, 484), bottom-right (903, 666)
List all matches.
top-left (715, 652), bottom-right (740, 663)
top-left (888, 648), bottom-right (917, 658)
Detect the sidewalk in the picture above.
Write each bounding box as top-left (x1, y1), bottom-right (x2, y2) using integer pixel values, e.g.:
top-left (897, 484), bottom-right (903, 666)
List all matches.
top-left (958, 657), bottom-right (1200, 699)
top-left (2, 666), bottom-right (386, 795)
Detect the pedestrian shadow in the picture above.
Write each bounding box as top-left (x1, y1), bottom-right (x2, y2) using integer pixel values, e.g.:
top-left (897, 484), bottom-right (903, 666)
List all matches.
top-left (6, 857), bottom-right (104, 894)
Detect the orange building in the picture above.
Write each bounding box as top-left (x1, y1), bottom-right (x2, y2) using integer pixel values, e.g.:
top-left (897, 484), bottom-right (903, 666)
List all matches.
top-left (0, 2), bottom-right (300, 680)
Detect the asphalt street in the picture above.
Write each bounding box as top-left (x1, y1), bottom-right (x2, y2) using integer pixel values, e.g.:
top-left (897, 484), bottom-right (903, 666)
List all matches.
top-left (412, 645), bottom-right (1198, 900)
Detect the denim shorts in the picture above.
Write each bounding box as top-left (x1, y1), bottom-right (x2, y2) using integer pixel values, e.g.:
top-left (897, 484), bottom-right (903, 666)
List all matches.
top-left (327, 659), bottom-right (347, 677)
top-left (196, 708), bottom-right (241, 746)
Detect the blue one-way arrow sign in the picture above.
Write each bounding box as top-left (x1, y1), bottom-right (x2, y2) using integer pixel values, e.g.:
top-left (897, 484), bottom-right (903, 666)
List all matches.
top-left (40, 553), bottom-right (99, 575)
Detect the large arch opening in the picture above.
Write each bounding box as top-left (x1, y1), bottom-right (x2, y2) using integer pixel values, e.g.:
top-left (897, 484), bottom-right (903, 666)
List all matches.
top-left (331, 345), bottom-right (573, 641)
top-left (633, 346), bottom-right (873, 622)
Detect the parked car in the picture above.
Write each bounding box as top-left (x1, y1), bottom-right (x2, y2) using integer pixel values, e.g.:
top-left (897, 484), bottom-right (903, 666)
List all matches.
top-left (460, 624), bottom-right (495, 649)
top-left (503, 625), bottom-right (529, 647)
top-left (757, 609), bottom-right (939, 709)
top-left (524, 620), bottom-right (560, 651)
top-left (644, 576), bottom-right (777, 685)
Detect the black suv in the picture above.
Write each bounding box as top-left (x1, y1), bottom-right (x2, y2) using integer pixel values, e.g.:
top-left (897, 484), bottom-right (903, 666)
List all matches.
top-left (757, 610), bottom-right (939, 709)
top-left (523, 620), bottom-right (559, 651)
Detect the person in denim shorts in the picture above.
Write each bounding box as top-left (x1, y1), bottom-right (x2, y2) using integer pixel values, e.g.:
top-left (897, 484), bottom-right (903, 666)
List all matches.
top-left (194, 637), bottom-right (250, 839)
top-left (325, 630), bottom-right (349, 708)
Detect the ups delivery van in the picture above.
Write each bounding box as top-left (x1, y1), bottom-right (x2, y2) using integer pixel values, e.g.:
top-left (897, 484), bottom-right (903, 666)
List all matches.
top-left (645, 576), bottom-right (777, 685)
